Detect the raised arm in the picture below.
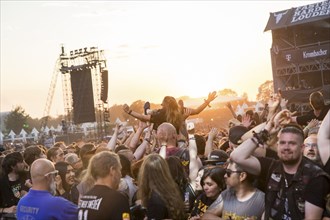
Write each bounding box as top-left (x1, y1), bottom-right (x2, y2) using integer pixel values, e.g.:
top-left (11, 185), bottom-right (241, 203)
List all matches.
top-left (188, 135), bottom-right (203, 182)
top-left (123, 104), bottom-right (151, 122)
top-left (128, 121), bottom-right (148, 152)
top-left (317, 109), bottom-right (330, 166)
top-left (226, 102), bottom-right (237, 119)
top-left (134, 124), bottom-right (154, 160)
top-left (107, 123), bottom-right (120, 151)
top-left (204, 128), bottom-right (218, 158)
top-left (231, 114), bottom-right (281, 175)
top-left (189, 91), bottom-right (217, 116)
top-left (230, 138), bottom-right (262, 176)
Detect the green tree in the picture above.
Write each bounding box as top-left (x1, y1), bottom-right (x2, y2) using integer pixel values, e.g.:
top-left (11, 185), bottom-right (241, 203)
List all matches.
top-left (4, 106), bottom-right (30, 134)
top-left (256, 80), bottom-right (274, 102)
top-left (218, 88), bottom-right (238, 97)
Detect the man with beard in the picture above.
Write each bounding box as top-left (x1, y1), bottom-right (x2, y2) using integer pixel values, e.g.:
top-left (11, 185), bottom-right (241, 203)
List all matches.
top-left (231, 123), bottom-right (330, 220)
top-left (78, 151), bottom-right (130, 220)
top-left (0, 152), bottom-right (29, 217)
top-left (16, 158), bottom-right (78, 219)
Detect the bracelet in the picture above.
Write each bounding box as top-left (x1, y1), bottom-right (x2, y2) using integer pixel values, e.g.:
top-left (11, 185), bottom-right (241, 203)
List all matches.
top-left (144, 138), bottom-right (151, 144)
top-left (204, 99), bottom-right (211, 108)
top-left (128, 110), bottom-right (132, 115)
top-left (251, 137), bottom-right (258, 145)
top-left (252, 129), bottom-right (270, 146)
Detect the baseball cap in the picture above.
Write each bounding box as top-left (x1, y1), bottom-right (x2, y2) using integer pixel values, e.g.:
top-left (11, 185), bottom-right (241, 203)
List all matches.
top-left (204, 149), bottom-right (229, 165)
top-left (229, 125), bottom-right (248, 145)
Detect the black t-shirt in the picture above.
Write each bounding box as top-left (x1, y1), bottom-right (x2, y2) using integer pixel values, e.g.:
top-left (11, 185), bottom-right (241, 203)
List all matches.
top-left (150, 109), bottom-right (181, 133)
top-left (78, 185), bottom-right (130, 220)
top-left (0, 173), bottom-right (29, 208)
top-left (150, 109), bottom-right (167, 131)
top-left (296, 104), bottom-right (330, 126)
top-left (146, 191), bottom-right (169, 220)
top-left (190, 192), bottom-right (216, 217)
top-left (265, 148), bottom-right (279, 160)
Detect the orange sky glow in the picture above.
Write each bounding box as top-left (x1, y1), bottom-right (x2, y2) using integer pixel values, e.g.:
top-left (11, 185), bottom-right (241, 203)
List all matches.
top-left (0, 1), bottom-right (321, 118)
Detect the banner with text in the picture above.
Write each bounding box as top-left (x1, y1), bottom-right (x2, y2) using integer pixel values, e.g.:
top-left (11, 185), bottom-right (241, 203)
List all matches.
top-left (264, 0), bottom-right (330, 31)
top-left (274, 43), bottom-right (330, 67)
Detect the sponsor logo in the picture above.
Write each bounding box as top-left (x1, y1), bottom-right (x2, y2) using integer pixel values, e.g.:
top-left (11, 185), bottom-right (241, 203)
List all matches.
top-left (274, 10), bottom-right (288, 24)
top-left (285, 54), bottom-right (292, 61)
top-left (303, 49), bottom-right (328, 59)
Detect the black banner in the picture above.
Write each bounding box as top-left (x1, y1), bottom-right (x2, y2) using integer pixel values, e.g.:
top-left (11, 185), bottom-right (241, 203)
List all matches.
top-left (264, 0), bottom-right (330, 31)
top-left (274, 43), bottom-right (330, 67)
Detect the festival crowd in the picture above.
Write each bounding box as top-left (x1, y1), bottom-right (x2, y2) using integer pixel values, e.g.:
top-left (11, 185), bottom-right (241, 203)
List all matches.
top-left (0, 90), bottom-right (329, 220)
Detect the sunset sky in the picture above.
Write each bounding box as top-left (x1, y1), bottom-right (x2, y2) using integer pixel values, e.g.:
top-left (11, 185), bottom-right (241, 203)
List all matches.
top-left (1, 1), bottom-right (321, 118)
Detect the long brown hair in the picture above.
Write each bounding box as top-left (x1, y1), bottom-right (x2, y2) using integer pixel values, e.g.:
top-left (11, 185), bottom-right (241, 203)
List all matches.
top-left (162, 96), bottom-right (183, 133)
top-left (138, 154), bottom-right (186, 219)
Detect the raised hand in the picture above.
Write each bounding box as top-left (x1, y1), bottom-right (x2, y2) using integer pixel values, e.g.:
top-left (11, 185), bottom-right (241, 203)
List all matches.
top-left (123, 104), bottom-right (130, 113)
top-left (207, 91), bottom-right (217, 103)
top-left (242, 114), bottom-right (253, 128)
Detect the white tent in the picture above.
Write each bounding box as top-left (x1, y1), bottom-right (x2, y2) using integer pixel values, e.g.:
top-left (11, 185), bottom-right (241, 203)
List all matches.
top-left (30, 127), bottom-right (39, 141)
top-left (8, 130), bottom-right (16, 142)
top-left (236, 106), bottom-right (245, 116)
top-left (0, 131), bottom-right (3, 144)
top-left (50, 126), bottom-right (55, 131)
top-left (242, 102), bottom-right (249, 109)
top-left (19, 129), bottom-right (27, 143)
top-left (56, 124), bottom-right (62, 132)
top-left (19, 128), bottom-right (27, 136)
top-left (255, 102), bottom-right (265, 113)
top-left (44, 126), bottom-right (50, 134)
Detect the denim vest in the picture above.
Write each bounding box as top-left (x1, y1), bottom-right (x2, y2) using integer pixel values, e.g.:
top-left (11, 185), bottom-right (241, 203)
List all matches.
top-left (265, 157), bottom-right (329, 220)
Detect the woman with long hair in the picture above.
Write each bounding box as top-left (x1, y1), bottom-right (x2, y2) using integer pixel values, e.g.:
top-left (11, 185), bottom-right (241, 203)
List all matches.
top-left (138, 153), bottom-right (186, 220)
top-left (54, 161), bottom-right (79, 204)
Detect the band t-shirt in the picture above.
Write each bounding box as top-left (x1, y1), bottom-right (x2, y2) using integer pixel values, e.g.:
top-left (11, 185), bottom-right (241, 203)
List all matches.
top-left (78, 185), bottom-right (130, 220)
top-left (221, 188), bottom-right (265, 220)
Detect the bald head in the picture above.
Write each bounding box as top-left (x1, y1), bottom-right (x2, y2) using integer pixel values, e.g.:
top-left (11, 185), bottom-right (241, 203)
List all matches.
top-left (157, 122), bottom-right (177, 147)
top-left (31, 158), bottom-right (55, 181)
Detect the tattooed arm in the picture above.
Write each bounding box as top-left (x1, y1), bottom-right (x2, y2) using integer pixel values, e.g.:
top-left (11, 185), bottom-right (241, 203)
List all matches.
top-left (201, 194), bottom-right (224, 220)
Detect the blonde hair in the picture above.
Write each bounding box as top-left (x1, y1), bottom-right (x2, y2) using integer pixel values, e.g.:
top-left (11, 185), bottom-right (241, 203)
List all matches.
top-left (138, 154), bottom-right (186, 219)
top-left (81, 151), bottom-right (120, 192)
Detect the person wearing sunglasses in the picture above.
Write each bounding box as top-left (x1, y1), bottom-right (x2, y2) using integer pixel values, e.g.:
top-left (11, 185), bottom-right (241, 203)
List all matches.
top-left (16, 158), bottom-right (78, 220)
top-left (202, 161), bottom-right (264, 220)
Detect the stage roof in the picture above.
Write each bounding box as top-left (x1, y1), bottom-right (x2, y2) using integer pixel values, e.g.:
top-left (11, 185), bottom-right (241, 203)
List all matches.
top-left (264, 0), bottom-right (330, 31)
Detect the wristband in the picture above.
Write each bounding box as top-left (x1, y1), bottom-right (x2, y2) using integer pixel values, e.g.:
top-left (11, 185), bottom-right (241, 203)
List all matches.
top-left (252, 129), bottom-right (270, 146)
top-left (128, 110), bottom-right (132, 115)
top-left (251, 137), bottom-right (258, 145)
top-left (204, 99), bottom-right (211, 108)
top-left (144, 138), bottom-right (151, 144)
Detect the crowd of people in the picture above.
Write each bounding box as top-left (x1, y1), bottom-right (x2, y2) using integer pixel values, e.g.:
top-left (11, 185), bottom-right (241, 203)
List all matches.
top-left (0, 90), bottom-right (329, 220)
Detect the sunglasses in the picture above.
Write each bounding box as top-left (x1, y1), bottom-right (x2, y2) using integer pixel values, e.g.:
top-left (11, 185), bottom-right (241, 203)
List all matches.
top-left (225, 169), bottom-right (241, 177)
top-left (44, 170), bottom-right (59, 177)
